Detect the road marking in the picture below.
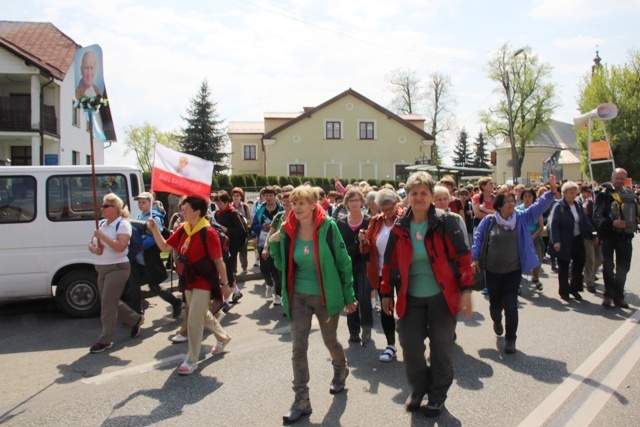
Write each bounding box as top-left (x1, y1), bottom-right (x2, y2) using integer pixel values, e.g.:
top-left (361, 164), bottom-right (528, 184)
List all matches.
top-left (518, 308), bottom-right (640, 427)
top-left (81, 354), bottom-right (184, 385)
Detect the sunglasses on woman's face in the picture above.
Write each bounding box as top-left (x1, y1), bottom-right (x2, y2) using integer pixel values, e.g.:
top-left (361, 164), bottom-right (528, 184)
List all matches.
top-left (101, 204), bottom-right (114, 209)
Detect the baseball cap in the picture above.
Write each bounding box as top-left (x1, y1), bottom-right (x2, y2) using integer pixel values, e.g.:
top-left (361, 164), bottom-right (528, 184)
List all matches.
top-left (134, 191), bottom-right (154, 202)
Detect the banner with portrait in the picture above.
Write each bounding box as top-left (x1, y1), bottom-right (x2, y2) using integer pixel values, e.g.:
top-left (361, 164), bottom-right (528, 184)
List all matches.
top-left (73, 45), bottom-right (105, 100)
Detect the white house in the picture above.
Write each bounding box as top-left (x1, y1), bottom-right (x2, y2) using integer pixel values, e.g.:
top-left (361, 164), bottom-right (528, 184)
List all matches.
top-left (0, 21), bottom-right (116, 166)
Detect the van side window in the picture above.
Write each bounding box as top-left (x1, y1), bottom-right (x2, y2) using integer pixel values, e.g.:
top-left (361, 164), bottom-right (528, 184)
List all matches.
top-left (47, 174), bottom-right (130, 221)
top-left (0, 176), bottom-right (36, 223)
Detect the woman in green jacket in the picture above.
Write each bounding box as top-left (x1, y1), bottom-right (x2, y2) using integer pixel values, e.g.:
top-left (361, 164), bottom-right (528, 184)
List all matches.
top-left (269, 185), bottom-right (357, 424)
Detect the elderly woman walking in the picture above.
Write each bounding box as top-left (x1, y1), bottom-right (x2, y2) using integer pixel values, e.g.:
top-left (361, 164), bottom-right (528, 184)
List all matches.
top-left (548, 181), bottom-right (597, 301)
top-left (381, 172), bottom-right (473, 418)
top-left (88, 194), bottom-right (144, 353)
top-left (269, 185), bottom-right (357, 424)
top-left (473, 176), bottom-right (558, 355)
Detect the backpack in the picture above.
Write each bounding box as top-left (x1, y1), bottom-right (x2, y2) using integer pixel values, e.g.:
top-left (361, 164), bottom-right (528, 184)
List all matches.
top-left (100, 218), bottom-right (144, 262)
top-left (179, 224), bottom-right (230, 261)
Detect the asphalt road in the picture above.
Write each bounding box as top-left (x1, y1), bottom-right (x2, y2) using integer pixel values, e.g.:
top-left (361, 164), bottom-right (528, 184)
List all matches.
top-left (1, 243), bottom-right (639, 427)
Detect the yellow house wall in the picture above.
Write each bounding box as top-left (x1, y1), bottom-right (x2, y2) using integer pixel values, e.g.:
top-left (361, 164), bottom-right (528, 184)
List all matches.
top-left (496, 146), bottom-right (583, 184)
top-left (230, 133), bottom-right (265, 175)
top-left (264, 94), bottom-right (427, 179)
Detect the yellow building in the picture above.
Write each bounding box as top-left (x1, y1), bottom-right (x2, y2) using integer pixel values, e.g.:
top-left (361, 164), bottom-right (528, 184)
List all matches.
top-left (494, 120), bottom-right (583, 185)
top-left (228, 88), bottom-right (434, 181)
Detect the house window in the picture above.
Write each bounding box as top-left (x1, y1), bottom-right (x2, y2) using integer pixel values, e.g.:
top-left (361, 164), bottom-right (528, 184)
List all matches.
top-left (72, 102), bottom-right (80, 127)
top-left (289, 164), bottom-right (305, 177)
top-left (11, 146), bottom-right (31, 166)
top-left (359, 122), bottom-right (375, 139)
top-left (243, 145), bottom-right (257, 160)
top-left (72, 151), bottom-right (80, 165)
top-left (325, 121), bottom-right (341, 139)
top-left (86, 155), bottom-right (91, 165)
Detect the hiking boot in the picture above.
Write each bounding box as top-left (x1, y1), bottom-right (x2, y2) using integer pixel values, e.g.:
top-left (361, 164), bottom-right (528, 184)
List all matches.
top-left (505, 340), bottom-right (516, 354)
top-left (329, 368), bottom-right (349, 394)
top-left (423, 401), bottom-right (444, 418)
top-left (493, 320), bottom-right (504, 336)
top-left (282, 398), bottom-right (312, 423)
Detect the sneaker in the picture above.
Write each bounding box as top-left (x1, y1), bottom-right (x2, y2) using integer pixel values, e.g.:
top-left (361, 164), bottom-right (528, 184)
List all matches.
top-left (131, 315), bottom-right (144, 338)
top-left (493, 320), bottom-right (504, 336)
top-left (614, 299), bottom-right (630, 309)
top-left (505, 340), bottom-right (516, 354)
top-left (231, 291), bottom-right (243, 304)
top-left (423, 401), bottom-right (444, 418)
top-left (177, 361), bottom-right (196, 375)
top-left (221, 302), bottom-right (231, 314)
top-left (602, 296), bottom-right (613, 308)
top-left (212, 336), bottom-right (232, 355)
top-left (329, 368), bottom-right (349, 394)
top-left (274, 295), bottom-right (282, 306)
top-left (265, 285), bottom-right (274, 298)
top-left (481, 287), bottom-right (489, 296)
top-left (171, 333), bottom-right (188, 344)
top-left (349, 334), bottom-right (361, 343)
top-left (282, 398), bottom-right (312, 423)
top-left (172, 300), bottom-right (182, 318)
top-left (89, 342), bottom-right (112, 353)
top-left (536, 282), bottom-right (544, 292)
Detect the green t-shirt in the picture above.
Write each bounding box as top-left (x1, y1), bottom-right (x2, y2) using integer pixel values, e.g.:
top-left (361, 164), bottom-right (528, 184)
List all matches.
top-left (408, 221), bottom-right (441, 297)
top-left (293, 238), bottom-right (321, 295)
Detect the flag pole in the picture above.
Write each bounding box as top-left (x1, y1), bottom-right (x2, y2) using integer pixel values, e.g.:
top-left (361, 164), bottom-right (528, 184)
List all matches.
top-left (89, 109), bottom-right (99, 231)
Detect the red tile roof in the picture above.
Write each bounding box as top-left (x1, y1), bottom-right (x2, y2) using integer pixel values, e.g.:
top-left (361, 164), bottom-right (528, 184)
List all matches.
top-left (0, 21), bottom-right (80, 80)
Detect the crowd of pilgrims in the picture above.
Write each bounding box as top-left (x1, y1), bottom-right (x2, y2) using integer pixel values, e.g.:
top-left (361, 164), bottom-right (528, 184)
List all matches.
top-left (87, 169), bottom-right (638, 422)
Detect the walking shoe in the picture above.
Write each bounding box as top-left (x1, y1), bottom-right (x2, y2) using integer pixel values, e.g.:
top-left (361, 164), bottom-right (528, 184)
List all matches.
top-left (505, 340), bottom-right (516, 354)
top-left (221, 302), bottom-right (231, 314)
top-left (571, 291), bottom-right (583, 301)
top-left (614, 299), bottom-right (630, 309)
top-left (265, 285), bottom-right (274, 298)
top-left (493, 320), bottom-right (504, 336)
top-left (282, 398), bottom-right (312, 423)
top-left (348, 334), bottom-right (361, 343)
top-left (481, 287), bottom-right (489, 296)
top-left (274, 295), bottom-right (282, 306)
top-left (586, 285), bottom-right (596, 294)
top-left (560, 294), bottom-right (571, 302)
top-left (211, 336), bottom-right (232, 355)
top-left (171, 333), bottom-right (188, 344)
top-left (131, 315), bottom-right (144, 338)
top-left (602, 296), bottom-right (613, 308)
top-left (89, 342), bottom-right (112, 353)
top-left (423, 401), bottom-right (444, 418)
top-left (536, 282), bottom-right (544, 291)
top-left (241, 269), bottom-right (248, 275)
top-left (405, 392), bottom-right (425, 412)
top-left (172, 300), bottom-right (182, 318)
top-left (329, 368), bottom-right (349, 394)
top-left (177, 361), bottom-right (197, 375)
top-left (231, 291), bottom-right (243, 304)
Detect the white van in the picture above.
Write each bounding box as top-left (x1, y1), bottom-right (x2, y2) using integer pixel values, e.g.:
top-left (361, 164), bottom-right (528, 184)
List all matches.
top-left (0, 165), bottom-right (143, 317)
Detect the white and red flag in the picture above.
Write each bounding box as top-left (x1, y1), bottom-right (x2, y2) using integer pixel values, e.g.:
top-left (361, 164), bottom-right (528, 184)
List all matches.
top-left (151, 144), bottom-right (214, 200)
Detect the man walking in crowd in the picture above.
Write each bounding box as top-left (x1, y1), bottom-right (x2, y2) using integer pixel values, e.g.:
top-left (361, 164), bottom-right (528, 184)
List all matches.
top-left (127, 192), bottom-right (181, 318)
top-left (251, 186), bottom-right (283, 300)
top-left (594, 168), bottom-right (639, 308)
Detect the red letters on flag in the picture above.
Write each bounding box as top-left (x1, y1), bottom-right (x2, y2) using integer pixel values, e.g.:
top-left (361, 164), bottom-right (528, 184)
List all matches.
top-left (151, 144), bottom-right (214, 200)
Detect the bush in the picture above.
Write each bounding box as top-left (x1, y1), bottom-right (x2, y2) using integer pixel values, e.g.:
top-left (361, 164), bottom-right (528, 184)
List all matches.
top-left (290, 176), bottom-right (302, 187)
top-left (278, 176), bottom-right (290, 187)
top-left (231, 174), bottom-right (247, 188)
top-left (267, 175), bottom-right (279, 186)
top-left (367, 178), bottom-right (379, 187)
top-left (217, 174), bottom-right (231, 188)
top-left (244, 174), bottom-right (256, 187)
top-left (256, 175), bottom-right (268, 187)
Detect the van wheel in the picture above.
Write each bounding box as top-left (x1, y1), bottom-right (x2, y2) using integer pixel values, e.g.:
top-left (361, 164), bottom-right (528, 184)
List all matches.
top-left (55, 270), bottom-right (100, 318)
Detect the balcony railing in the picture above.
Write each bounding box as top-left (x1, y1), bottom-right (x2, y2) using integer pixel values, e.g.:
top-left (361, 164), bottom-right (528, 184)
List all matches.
top-left (0, 99), bottom-right (58, 136)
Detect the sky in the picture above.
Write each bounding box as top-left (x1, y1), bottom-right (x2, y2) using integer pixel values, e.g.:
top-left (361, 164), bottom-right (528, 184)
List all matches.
top-left (5, 0), bottom-right (640, 167)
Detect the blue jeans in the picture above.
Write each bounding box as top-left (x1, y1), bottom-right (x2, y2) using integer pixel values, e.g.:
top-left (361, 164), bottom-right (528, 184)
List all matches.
top-left (486, 269), bottom-right (521, 342)
top-left (398, 293), bottom-right (455, 404)
top-left (346, 270), bottom-right (373, 335)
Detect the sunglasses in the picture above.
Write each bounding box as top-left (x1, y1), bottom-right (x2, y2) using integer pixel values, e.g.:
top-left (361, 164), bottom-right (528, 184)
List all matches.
top-left (101, 204), bottom-right (114, 209)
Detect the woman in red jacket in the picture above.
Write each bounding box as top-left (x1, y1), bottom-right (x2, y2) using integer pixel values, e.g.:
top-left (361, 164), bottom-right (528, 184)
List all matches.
top-left (381, 172), bottom-right (473, 418)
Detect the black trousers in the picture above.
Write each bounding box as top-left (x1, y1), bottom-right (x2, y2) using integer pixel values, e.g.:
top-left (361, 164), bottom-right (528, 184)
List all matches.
top-left (601, 235), bottom-right (633, 302)
top-left (557, 235), bottom-right (586, 297)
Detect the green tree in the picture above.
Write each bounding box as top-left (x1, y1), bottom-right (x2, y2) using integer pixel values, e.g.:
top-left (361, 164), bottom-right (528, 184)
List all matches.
top-left (180, 79), bottom-right (229, 173)
top-left (577, 49), bottom-right (640, 182)
top-left (452, 128), bottom-right (472, 167)
top-left (473, 131), bottom-right (490, 168)
top-left (481, 44), bottom-right (558, 183)
top-left (123, 122), bottom-right (179, 173)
